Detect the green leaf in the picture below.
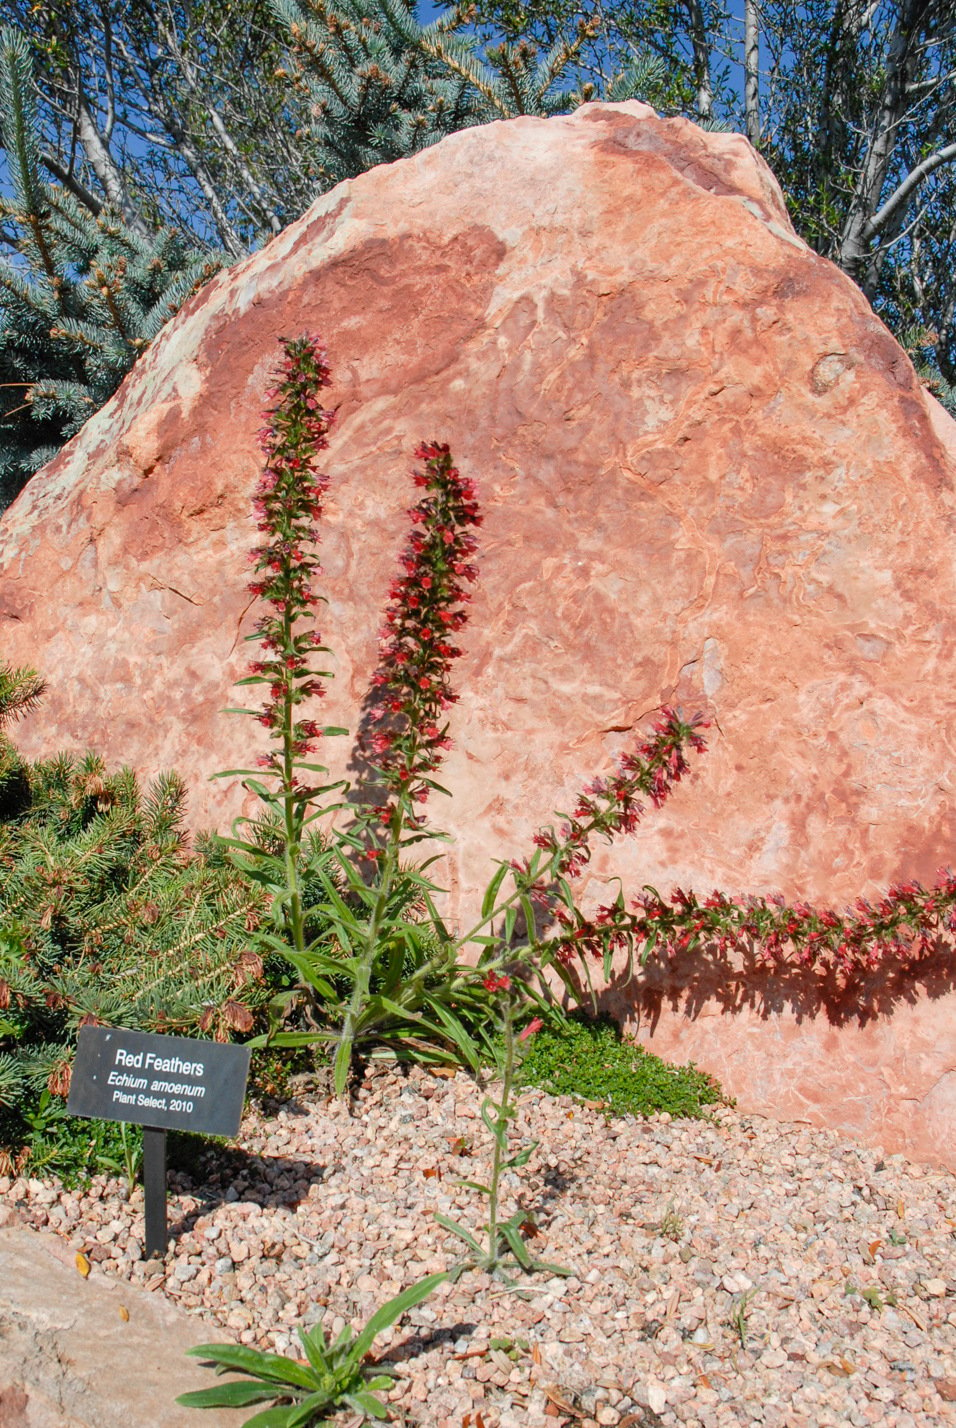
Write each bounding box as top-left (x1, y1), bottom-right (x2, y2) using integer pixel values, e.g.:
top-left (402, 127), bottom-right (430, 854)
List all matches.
top-left (434, 1213), bottom-right (482, 1253)
top-left (377, 937), bottom-right (408, 996)
top-left (348, 1272), bottom-right (447, 1364)
top-left (305, 880), bottom-right (360, 934)
top-left (184, 1344), bottom-right (316, 1390)
top-left (419, 994), bottom-right (482, 1072)
top-left (240, 1407), bottom-right (303, 1428)
top-left (480, 1099), bottom-right (507, 1136)
top-left (238, 1405), bottom-right (310, 1428)
top-left (343, 1388), bottom-right (390, 1417)
top-left (501, 1219), bottom-right (533, 1268)
top-left (454, 1178), bottom-right (492, 1195)
top-left (331, 1320), bottom-right (354, 1351)
top-left (481, 862), bottom-right (511, 919)
top-left (260, 1029), bottom-right (337, 1049)
top-left (302, 1318), bottom-right (330, 1355)
top-left (555, 874), bottom-right (576, 907)
top-left (420, 777), bottom-right (452, 798)
top-left (532, 1256), bottom-right (573, 1277)
top-left (638, 925), bottom-right (659, 966)
top-left (284, 1390), bottom-right (341, 1427)
top-left (332, 1034), bottom-right (352, 1095)
top-left (519, 885), bottom-right (539, 927)
top-left (285, 948), bottom-right (353, 991)
top-left (296, 1322), bottom-right (334, 1380)
top-left (230, 777), bottom-right (283, 803)
top-left (175, 1381), bottom-right (287, 1408)
top-left (215, 833), bottom-right (276, 855)
top-left (357, 1376), bottom-right (394, 1393)
top-left (504, 1143), bottom-right (537, 1168)
top-left (543, 956), bottom-right (583, 1003)
top-left (211, 768), bottom-right (280, 784)
top-left (420, 890), bottom-right (452, 942)
top-left (396, 828), bottom-right (444, 849)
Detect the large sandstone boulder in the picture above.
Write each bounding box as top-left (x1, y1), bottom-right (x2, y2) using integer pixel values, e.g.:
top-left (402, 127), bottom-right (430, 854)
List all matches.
top-left (2, 103), bottom-right (955, 1165)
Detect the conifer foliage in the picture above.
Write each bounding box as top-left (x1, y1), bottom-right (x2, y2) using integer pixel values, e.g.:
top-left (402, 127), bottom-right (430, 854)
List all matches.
top-left (0, 26), bottom-right (223, 512)
top-left (0, 662), bottom-right (270, 1155)
top-left (274, 0), bottom-right (669, 185)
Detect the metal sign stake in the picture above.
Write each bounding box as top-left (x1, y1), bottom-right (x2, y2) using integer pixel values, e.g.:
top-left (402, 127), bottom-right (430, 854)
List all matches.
top-left (143, 1126), bottom-right (168, 1258)
top-left (68, 1025), bottom-right (251, 1261)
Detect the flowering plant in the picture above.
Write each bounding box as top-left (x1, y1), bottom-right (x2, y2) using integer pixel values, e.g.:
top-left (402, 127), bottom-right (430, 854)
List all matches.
top-left (224, 334), bottom-right (956, 1134)
top-left (214, 336), bottom-right (712, 1278)
top-left (435, 977), bottom-right (570, 1282)
top-left (215, 337), bottom-right (346, 962)
top-left (217, 339), bottom-right (710, 1119)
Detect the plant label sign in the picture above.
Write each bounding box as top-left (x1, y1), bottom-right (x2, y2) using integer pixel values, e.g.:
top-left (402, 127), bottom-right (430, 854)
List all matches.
top-left (68, 1025), bottom-right (251, 1137)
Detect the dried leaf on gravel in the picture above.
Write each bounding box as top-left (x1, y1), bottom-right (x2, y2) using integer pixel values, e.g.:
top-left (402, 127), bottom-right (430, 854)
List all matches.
top-left (540, 1382), bottom-right (584, 1417)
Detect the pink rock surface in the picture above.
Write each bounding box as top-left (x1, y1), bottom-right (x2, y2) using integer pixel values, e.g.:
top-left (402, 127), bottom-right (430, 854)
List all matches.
top-left (0, 1222), bottom-right (243, 1426)
top-left (2, 103), bottom-right (955, 1167)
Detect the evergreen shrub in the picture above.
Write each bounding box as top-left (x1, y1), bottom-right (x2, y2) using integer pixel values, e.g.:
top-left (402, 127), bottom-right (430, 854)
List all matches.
top-left (0, 663), bottom-right (270, 1174)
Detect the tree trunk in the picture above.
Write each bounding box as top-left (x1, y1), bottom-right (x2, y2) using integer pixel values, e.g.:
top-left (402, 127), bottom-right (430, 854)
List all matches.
top-left (744, 0), bottom-right (760, 145)
top-left (835, 0), bottom-right (928, 283)
top-left (684, 0), bottom-right (714, 120)
top-left (73, 89), bottom-right (150, 238)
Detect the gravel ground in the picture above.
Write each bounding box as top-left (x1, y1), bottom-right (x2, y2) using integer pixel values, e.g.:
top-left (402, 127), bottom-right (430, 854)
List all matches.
top-left (5, 1065), bottom-right (956, 1428)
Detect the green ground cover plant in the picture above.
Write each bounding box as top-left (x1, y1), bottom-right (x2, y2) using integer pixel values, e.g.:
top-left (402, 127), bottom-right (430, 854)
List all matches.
top-left (179, 1273), bottom-right (447, 1427)
top-left (10, 1087), bottom-right (143, 1185)
top-left (515, 1010), bottom-right (725, 1121)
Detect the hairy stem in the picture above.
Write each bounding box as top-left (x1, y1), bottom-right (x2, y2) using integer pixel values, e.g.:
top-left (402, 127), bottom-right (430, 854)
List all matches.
top-left (486, 998), bottom-right (515, 1263)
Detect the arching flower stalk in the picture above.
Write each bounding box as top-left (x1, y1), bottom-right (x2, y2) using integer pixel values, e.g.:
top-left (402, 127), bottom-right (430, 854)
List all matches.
top-left (453, 709), bottom-right (710, 993)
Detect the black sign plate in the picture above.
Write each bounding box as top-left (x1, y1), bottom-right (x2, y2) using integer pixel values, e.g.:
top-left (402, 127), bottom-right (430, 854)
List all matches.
top-left (68, 1026), bottom-right (251, 1137)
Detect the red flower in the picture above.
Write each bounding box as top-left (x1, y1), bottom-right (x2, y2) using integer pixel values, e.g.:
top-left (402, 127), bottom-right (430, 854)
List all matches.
top-left (482, 972), bottom-right (511, 993)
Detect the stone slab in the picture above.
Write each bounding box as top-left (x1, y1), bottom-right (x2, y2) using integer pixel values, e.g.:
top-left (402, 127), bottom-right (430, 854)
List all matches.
top-left (0, 1220), bottom-right (245, 1427)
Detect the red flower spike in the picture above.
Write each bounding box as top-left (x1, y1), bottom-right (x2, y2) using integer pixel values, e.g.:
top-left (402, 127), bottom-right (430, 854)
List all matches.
top-left (359, 442), bottom-right (480, 819)
top-left (244, 337), bottom-right (336, 797)
top-left (529, 709), bottom-right (708, 883)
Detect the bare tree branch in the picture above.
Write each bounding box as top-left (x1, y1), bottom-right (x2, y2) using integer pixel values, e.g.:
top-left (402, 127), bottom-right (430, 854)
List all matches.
top-left (864, 139), bottom-right (956, 240)
top-left (39, 150), bottom-right (105, 216)
top-left (73, 89), bottom-right (149, 236)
